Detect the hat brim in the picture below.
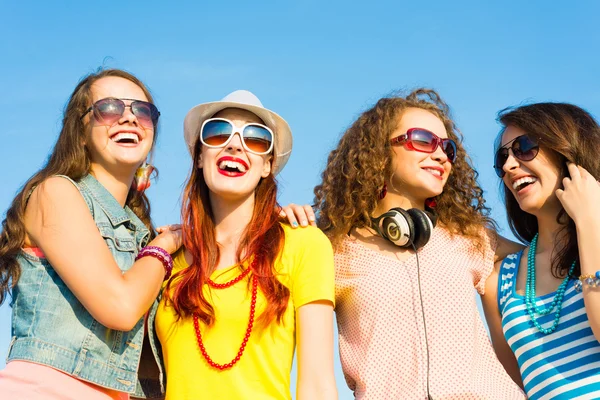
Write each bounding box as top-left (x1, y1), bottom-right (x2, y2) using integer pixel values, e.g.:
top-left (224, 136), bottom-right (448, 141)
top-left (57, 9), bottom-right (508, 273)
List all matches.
top-left (183, 101), bottom-right (292, 175)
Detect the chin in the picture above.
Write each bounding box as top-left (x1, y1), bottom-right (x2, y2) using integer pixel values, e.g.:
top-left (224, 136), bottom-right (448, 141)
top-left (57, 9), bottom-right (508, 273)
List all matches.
top-left (115, 154), bottom-right (148, 166)
top-left (421, 185), bottom-right (444, 199)
top-left (515, 198), bottom-right (541, 215)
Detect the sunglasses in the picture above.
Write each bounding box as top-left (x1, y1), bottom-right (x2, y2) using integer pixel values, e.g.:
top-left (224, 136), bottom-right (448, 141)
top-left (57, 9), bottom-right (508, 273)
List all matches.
top-left (81, 98), bottom-right (160, 129)
top-left (493, 134), bottom-right (539, 178)
top-left (390, 128), bottom-right (457, 163)
top-left (200, 118), bottom-right (274, 155)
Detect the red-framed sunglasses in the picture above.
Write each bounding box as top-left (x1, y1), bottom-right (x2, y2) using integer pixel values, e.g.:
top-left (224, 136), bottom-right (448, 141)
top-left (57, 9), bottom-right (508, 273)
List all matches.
top-left (390, 128), bottom-right (457, 163)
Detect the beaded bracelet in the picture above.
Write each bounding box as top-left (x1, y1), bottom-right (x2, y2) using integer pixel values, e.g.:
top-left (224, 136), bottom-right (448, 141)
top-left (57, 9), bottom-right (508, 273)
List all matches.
top-left (135, 246), bottom-right (173, 280)
top-left (574, 271), bottom-right (600, 292)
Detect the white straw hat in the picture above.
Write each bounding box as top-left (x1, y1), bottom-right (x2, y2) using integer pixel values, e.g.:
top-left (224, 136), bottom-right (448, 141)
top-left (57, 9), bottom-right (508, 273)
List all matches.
top-left (183, 90), bottom-right (293, 175)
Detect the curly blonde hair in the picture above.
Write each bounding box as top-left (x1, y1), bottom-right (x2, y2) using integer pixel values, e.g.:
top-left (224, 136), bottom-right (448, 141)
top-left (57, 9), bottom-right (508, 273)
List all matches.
top-left (314, 88), bottom-right (495, 249)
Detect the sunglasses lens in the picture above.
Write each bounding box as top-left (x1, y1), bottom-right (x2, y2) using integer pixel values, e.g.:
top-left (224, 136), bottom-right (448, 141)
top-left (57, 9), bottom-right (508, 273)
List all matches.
top-left (494, 148), bottom-right (509, 177)
top-left (132, 101), bottom-right (159, 128)
top-left (409, 129), bottom-right (457, 163)
top-left (94, 98), bottom-right (125, 125)
top-left (409, 129), bottom-right (437, 152)
top-left (513, 135), bottom-right (539, 161)
top-left (243, 125), bottom-right (273, 154)
top-left (443, 140), bottom-right (457, 163)
top-left (202, 120), bottom-right (234, 147)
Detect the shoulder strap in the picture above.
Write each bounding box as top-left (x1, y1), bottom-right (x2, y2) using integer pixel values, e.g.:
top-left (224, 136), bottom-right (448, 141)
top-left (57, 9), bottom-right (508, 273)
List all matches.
top-left (497, 252), bottom-right (521, 314)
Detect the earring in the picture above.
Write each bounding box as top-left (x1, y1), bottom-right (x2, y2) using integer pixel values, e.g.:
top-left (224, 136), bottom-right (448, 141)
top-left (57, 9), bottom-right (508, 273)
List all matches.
top-left (132, 162), bottom-right (155, 192)
top-left (379, 183), bottom-right (388, 200)
top-left (425, 197), bottom-right (437, 209)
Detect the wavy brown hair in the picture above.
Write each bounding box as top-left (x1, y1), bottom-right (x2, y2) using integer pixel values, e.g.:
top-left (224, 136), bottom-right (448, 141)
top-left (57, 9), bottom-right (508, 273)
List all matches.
top-left (0, 68), bottom-right (159, 305)
top-left (165, 130), bottom-right (289, 327)
top-left (314, 88), bottom-right (495, 249)
top-left (497, 102), bottom-right (600, 278)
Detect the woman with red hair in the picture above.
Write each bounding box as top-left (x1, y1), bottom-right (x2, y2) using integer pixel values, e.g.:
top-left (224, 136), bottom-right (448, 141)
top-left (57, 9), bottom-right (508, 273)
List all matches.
top-left (146, 90), bottom-right (337, 400)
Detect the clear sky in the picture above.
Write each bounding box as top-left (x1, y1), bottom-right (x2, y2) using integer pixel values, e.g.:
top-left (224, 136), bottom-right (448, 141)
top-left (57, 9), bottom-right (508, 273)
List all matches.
top-left (1, 1), bottom-right (599, 398)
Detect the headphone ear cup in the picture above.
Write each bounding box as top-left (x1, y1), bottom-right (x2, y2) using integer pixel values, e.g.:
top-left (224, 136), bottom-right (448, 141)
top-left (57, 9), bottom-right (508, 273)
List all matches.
top-left (382, 208), bottom-right (414, 247)
top-left (406, 208), bottom-right (434, 250)
top-left (424, 210), bottom-right (437, 228)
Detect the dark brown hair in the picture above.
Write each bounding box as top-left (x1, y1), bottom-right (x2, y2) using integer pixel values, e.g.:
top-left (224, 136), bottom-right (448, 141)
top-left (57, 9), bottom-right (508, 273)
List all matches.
top-left (497, 102), bottom-right (600, 278)
top-left (165, 127), bottom-right (289, 328)
top-left (314, 88), bottom-right (495, 249)
top-left (0, 68), bottom-right (159, 304)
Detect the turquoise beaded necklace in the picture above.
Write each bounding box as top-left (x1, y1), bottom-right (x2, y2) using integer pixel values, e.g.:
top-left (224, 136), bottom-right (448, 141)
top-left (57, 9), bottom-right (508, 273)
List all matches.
top-left (525, 233), bottom-right (577, 335)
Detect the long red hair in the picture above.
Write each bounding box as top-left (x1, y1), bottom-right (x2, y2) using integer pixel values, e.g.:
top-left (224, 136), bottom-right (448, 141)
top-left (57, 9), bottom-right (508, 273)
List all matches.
top-left (165, 138), bottom-right (289, 326)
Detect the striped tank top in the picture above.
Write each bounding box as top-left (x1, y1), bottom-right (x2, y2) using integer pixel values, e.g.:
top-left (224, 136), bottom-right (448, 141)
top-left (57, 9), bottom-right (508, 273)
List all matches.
top-left (498, 251), bottom-right (600, 399)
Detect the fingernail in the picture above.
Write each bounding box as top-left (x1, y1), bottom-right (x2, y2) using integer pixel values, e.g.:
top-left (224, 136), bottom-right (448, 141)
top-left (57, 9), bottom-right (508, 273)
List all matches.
top-left (309, 216), bottom-right (315, 222)
top-left (301, 220), bottom-right (308, 226)
top-left (292, 222), bottom-right (298, 228)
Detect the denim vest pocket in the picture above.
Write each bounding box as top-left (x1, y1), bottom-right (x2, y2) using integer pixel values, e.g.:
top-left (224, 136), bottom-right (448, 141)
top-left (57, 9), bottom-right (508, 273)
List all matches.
top-left (98, 223), bottom-right (137, 272)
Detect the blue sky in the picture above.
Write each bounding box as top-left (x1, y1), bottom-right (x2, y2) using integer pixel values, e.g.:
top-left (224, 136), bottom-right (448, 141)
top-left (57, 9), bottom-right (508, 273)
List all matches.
top-left (1, 1), bottom-right (599, 398)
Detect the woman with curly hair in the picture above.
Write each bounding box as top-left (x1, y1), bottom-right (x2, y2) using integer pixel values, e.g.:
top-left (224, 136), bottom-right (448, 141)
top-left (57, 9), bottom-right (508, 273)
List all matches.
top-left (313, 89), bottom-right (526, 399)
top-left (483, 102), bottom-right (600, 399)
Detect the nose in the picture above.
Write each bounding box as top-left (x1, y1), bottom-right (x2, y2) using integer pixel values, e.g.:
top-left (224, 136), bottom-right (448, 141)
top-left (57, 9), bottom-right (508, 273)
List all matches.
top-left (502, 149), bottom-right (519, 176)
top-left (431, 142), bottom-right (448, 163)
top-left (226, 132), bottom-right (244, 152)
top-left (119, 105), bottom-right (139, 126)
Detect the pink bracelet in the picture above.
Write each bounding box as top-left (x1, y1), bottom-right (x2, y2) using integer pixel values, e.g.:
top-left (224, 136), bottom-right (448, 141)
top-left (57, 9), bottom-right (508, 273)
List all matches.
top-left (136, 246), bottom-right (173, 280)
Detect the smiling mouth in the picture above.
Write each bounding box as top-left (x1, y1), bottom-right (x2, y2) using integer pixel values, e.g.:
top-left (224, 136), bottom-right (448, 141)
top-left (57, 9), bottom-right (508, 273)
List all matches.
top-left (111, 132), bottom-right (140, 144)
top-left (218, 159), bottom-right (247, 173)
top-left (513, 176), bottom-right (537, 191)
top-left (422, 168), bottom-right (443, 178)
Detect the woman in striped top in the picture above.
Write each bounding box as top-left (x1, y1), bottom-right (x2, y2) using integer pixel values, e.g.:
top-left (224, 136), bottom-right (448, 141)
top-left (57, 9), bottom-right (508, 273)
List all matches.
top-left (482, 102), bottom-right (600, 399)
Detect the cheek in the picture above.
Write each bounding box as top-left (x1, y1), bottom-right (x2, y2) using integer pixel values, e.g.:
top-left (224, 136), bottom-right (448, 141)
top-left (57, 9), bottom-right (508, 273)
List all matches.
top-left (145, 129), bottom-right (156, 146)
top-left (199, 147), bottom-right (219, 169)
top-left (89, 127), bottom-right (110, 149)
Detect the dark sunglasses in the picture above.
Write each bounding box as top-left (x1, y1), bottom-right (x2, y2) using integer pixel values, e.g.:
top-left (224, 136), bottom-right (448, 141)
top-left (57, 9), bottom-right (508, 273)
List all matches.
top-left (80, 98), bottom-right (160, 129)
top-left (390, 128), bottom-right (457, 163)
top-left (200, 118), bottom-right (274, 155)
top-left (493, 134), bottom-right (540, 178)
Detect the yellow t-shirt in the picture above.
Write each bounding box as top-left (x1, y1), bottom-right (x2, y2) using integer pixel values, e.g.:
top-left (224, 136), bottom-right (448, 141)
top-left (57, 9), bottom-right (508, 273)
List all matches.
top-left (155, 224), bottom-right (335, 400)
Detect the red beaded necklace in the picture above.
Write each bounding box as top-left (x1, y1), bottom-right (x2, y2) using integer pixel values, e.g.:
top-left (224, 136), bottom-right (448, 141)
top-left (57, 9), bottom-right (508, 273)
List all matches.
top-left (193, 262), bottom-right (257, 370)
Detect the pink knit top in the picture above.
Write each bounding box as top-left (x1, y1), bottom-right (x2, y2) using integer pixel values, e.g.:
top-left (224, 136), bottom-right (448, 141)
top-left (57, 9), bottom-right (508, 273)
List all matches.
top-left (335, 227), bottom-right (525, 399)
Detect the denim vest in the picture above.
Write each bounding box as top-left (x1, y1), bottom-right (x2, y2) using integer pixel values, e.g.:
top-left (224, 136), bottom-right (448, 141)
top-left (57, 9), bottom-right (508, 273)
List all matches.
top-left (6, 174), bottom-right (160, 396)
top-left (140, 293), bottom-right (167, 397)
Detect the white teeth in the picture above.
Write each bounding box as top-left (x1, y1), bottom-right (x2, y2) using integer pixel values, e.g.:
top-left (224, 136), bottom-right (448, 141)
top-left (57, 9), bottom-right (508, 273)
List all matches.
top-left (423, 168), bottom-right (442, 176)
top-left (219, 160), bottom-right (247, 172)
top-left (513, 176), bottom-right (537, 190)
top-left (111, 133), bottom-right (139, 144)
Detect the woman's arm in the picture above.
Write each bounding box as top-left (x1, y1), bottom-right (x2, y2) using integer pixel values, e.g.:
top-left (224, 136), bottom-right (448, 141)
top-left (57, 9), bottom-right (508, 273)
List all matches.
top-left (25, 177), bottom-right (182, 331)
top-left (481, 261), bottom-right (524, 389)
top-left (556, 164), bottom-right (600, 341)
top-left (494, 233), bottom-right (524, 263)
top-left (296, 300), bottom-right (338, 400)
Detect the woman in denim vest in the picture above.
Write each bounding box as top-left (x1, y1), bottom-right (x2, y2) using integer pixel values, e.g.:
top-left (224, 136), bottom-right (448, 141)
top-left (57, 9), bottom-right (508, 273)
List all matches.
top-left (0, 69), bottom-right (182, 399)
